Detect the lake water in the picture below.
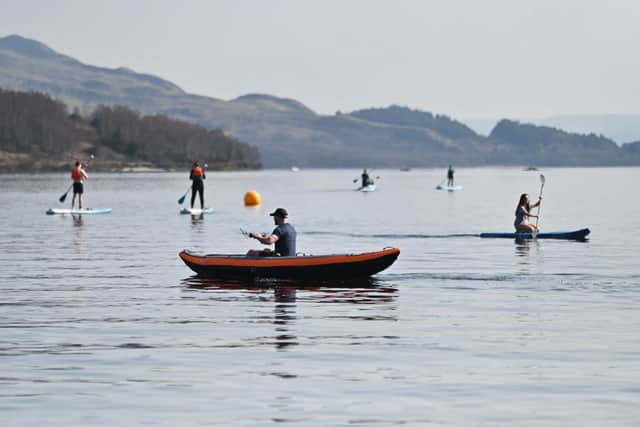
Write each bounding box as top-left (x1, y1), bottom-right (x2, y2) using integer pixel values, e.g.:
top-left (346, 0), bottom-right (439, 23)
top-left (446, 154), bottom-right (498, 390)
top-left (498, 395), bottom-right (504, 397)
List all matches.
top-left (1, 168), bottom-right (639, 426)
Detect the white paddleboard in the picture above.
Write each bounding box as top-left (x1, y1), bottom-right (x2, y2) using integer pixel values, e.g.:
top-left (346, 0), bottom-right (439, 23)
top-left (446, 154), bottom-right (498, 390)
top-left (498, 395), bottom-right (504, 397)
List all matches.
top-left (180, 207), bottom-right (214, 215)
top-left (436, 185), bottom-right (463, 191)
top-left (357, 184), bottom-right (377, 192)
top-left (47, 208), bottom-right (112, 215)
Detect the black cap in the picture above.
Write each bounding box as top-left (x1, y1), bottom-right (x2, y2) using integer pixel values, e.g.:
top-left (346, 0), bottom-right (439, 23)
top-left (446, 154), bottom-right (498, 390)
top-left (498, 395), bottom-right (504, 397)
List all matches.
top-left (269, 208), bottom-right (288, 218)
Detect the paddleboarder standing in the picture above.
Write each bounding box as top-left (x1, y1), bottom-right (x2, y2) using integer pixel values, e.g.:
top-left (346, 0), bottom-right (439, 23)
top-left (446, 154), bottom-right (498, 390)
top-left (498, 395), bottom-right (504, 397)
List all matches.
top-left (70, 161), bottom-right (88, 210)
top-left (189, 161), bottom-right (206, 209)
top-left (361, 169), bottom-right (372, 187)
top-left (247, 208), bottom-right (297, 257)
top-left (447, 165), bottom-right (455, 186)
top-left (514, 193), bottom-right (542, 232)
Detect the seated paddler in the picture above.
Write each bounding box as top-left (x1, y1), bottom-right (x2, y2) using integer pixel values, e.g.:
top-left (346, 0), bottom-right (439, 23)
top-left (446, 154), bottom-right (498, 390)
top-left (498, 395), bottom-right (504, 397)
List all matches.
top-left (246, 208), bottom-right (297, 257)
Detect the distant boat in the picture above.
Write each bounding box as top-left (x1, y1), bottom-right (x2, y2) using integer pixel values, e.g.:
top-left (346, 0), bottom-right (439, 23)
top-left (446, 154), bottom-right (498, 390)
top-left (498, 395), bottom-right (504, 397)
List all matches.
top-left (524, 166), bottom-right (539, 171)
top-left (400, 167), bottom-right (411, 172)
top-left (291, 166), bottom-right (300, 172)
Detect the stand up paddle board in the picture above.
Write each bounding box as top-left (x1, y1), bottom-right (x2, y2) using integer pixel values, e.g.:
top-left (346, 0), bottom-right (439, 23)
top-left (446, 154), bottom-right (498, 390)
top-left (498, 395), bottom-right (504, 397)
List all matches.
top-left (46, 208), bottom-right (112, 215)
top-left (480, 228), bottom-right (590, 240)
top-left (357, 184), bottom-right (376, 192)
top-left (180, 207), bottom-right (214, 215)
top-left (436, 185), bottom-right (463, 191)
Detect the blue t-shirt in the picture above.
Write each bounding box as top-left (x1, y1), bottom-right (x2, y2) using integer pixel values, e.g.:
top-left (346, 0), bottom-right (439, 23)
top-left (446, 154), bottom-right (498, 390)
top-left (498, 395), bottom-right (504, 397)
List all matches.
top-left (273, 223), bottom-right (296, 256)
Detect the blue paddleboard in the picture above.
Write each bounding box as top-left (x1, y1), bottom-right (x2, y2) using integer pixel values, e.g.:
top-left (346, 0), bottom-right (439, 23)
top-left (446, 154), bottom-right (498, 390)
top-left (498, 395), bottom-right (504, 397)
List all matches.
top-left (480, 228), bottom-right (590, 240)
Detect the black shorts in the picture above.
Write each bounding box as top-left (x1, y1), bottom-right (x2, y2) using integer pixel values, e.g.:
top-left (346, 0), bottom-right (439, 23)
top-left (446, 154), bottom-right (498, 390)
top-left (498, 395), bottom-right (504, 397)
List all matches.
top-left (73, 182), bottom-right (84, 194)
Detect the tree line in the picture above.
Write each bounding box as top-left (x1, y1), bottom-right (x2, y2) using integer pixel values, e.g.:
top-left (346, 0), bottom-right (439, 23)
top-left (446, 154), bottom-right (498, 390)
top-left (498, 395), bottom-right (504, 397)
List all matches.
top-left (0, 89), bottom-right (262, 171)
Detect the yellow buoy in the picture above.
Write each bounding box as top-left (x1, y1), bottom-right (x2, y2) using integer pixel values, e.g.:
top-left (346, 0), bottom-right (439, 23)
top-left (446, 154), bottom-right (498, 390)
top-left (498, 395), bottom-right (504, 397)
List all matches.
top-left (244, 190), bottom-right (261, 206)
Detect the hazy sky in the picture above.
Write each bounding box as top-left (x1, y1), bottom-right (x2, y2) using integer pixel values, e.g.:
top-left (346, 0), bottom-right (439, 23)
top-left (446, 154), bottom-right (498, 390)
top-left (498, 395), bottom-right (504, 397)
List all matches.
top-left (1, 0), bottom-right (639, 119)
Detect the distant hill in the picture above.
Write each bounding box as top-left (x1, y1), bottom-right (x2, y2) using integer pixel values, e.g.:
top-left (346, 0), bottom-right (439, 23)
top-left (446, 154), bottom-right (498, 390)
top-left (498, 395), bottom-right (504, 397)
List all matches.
top-left (489, 120), bottom-right (629, 166)
top-left (0, 89), bottom-right (261, 172)
top-left (1, 34), bottom-right (639, 168)
top-left (535, 115), bottom-right (640, 145)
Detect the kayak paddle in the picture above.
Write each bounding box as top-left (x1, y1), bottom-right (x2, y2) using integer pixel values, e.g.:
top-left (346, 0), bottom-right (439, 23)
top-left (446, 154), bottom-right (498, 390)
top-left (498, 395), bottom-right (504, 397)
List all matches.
top-left (58, 184), bottom-right (73, 203)
top-left (178, 186), bottom-right (191, 205)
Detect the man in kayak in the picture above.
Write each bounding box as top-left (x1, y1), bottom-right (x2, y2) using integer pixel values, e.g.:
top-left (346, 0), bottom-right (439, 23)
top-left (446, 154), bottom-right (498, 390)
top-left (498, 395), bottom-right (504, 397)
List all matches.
top-left (514, 193), bottom-right (542, 232)
top-left (71, 161), bottom-right (89, 210)
top-left (447, 165), bottom-right (455, 186)
top-left (247, 208), bottom-right (297, 257)
top-left (189, 161), bottom-right (206, 209)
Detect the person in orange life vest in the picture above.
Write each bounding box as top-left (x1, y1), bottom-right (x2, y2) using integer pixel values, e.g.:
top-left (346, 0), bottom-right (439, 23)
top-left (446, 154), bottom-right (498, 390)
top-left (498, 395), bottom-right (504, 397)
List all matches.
top-left (71, 161), bottom-right (89, 210)
top-left (189, 161), bottom-right (206, 209)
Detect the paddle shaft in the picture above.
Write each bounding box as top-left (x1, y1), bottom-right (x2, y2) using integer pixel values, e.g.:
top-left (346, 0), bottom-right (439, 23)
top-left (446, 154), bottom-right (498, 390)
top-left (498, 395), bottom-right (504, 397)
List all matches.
top-left (535, 177), bottom-right (545, 228)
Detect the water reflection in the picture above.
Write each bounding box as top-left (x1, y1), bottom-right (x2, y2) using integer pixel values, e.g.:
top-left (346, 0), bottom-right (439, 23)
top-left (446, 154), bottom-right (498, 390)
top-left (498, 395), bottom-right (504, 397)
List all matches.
top-left (72, 214), bottom-right (84, 227)
top-left (190, 213), bottom-right (205, 225)
top-left (71, 214), bottom-right (86, 253)
top-left (273, 286), bottom-right (297, 350)
top-left (182, 277), bottom-right (398, 350)
top-left (514, 238), bottom-right (540, 257)
top-left (182, 276), bottom-right (397, 296)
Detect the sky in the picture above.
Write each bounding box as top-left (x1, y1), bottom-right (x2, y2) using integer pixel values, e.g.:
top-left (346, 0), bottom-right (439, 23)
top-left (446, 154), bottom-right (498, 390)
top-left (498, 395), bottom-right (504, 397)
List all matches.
top-left (1, 0), bottom-right (640, 121)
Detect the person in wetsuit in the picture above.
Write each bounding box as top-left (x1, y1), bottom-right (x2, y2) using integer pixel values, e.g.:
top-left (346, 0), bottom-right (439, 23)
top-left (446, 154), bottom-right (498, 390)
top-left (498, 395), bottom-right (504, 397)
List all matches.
top-left (70, 161), bottom-right (89, 210)
top-left (247, 208), bottom-right (297, 257)
top-left (189, 161), bottom-right (206, 209)
top-left (361, 169), bottom-right (372, 187)
top-left (447, 165), bottom-right (455, 186)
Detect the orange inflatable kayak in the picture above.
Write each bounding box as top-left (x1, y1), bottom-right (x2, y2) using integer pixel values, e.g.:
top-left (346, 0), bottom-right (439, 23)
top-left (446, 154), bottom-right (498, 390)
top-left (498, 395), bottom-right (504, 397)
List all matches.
top-left (179, 247), bottom-right (400, 281)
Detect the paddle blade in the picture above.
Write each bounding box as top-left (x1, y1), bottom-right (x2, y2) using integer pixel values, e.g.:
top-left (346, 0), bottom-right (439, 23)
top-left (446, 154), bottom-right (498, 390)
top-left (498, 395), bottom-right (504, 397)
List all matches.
top-left (540, 174), bottom-right (546, 185)
top-left (178, 194), bottom-right (186, 205)
top-left (59, 193), bottom-right (68, 203)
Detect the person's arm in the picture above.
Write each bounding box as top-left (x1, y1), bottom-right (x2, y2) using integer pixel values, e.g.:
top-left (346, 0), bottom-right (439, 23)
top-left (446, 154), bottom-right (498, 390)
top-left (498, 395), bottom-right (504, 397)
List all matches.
top-left (189, 169), bottom-right (194, 180)
top-left (249, 232), bottom-right (279, 245)
top-left (81, 169), bottom-right (88, 179)
top-left (531, 197), bottom-right (542, 208)
top-left (525, 207), bottom-right (539, 219)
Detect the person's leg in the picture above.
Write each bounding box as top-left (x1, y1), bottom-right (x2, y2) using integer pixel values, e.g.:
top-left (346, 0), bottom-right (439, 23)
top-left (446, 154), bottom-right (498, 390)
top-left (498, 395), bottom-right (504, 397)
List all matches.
top-left (78, 193), bottom-right (83, 210)
top-left (190, 187), bottom-right (196, 209)
top-left (246, 249), bottom-right (274, 257)
top-left (199, 187), bottom-right (204, 209)
top-left (71, 193), bottom-right (77, 209)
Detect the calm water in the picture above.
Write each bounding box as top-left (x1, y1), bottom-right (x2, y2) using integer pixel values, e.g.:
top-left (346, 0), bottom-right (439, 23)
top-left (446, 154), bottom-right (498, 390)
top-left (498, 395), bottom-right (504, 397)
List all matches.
top-left (1, 168), bottom-right (639, 426)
